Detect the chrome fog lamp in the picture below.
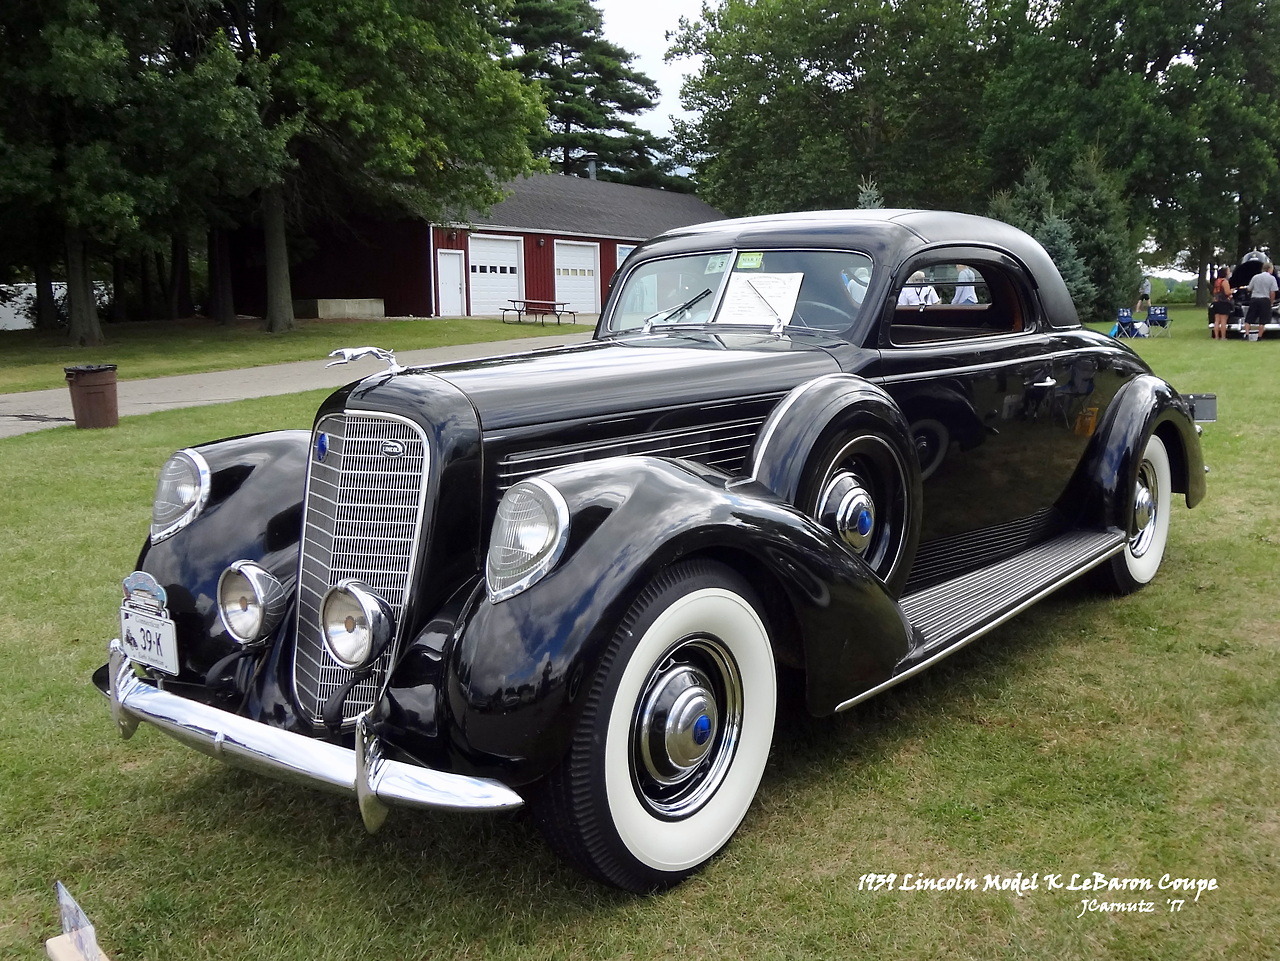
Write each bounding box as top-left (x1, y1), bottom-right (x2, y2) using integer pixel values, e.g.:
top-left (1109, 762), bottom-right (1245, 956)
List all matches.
top-left (217, 561), bottom-right (288, 646)
top-left (320, 580), bottom-right (395, 670)
top-left (486, 478), bottom-right (570, 602)
top-left (151, 449), bottom-right (211, 543)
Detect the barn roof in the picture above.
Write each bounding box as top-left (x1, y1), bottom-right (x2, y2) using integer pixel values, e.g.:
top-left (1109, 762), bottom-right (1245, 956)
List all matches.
top-left (465, 173), bottom-right (724, 242)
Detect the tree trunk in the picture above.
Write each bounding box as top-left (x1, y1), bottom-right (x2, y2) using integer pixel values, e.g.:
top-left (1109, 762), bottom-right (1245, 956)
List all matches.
top-left (168, 234), bottom-right (194, 318)
top-left (1191, 241), bottom-right (1207, 308)
top-left (1235, 201), bottom-right (1252, 262)
top-left (154, 250), bottom-right (174, 320)
top-left (65, 225), bottom-right (104, 346)
top-left (139, 253), bottom-right (155, 320)
top-left (262, 185), bottom-right (295, 332)
top-left (207, 227), bottom-right (236, 326)
top-left (32, 257), bottom-right (59, 331)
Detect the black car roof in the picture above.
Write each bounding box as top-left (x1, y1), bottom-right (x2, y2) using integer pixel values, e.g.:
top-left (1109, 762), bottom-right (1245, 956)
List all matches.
top-left (634, 209), bottom-right (1079, 327)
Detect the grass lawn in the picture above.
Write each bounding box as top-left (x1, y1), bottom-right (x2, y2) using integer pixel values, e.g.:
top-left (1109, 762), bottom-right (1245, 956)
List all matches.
top-left (0, 315), bottom-right (590, 394)
top-left (0, 322), bottom-right (1275, 960)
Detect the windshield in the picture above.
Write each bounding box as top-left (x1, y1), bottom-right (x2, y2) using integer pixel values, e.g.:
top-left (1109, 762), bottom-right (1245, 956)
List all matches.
top-left (606, 249), bottom-right (875, 333)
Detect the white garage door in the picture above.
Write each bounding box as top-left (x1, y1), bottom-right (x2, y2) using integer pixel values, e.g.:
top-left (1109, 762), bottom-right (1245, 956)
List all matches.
top-left (469, 235), bottom-right (522, 315)
top-left (555, 241), bottom-right (600, 313)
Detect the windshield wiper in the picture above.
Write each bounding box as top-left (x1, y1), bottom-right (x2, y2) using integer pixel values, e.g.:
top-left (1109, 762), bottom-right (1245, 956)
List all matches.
top-left (641, 287), bottom-right (713, 333)
top-left (735, 278), bottom-right (791, 335)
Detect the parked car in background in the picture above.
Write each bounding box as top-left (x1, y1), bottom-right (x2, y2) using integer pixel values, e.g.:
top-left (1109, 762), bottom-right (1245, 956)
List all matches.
top-left (99, 210), bottom-right (1208, 891)
top-left (1217, 250), bottom-right (1280, 337)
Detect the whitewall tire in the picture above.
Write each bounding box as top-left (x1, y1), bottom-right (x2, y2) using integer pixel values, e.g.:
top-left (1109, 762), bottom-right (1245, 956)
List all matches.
top-left (534, 560), bottom-right (776, 891)
top-left (1102, 433), bottom-right (1172, 593)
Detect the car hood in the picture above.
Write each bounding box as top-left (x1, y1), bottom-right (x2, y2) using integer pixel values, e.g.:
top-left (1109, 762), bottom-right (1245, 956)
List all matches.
top-left (412, 331), bottom-right (847, 431)
top-left (1231, 252), bottom-right (1267, 288)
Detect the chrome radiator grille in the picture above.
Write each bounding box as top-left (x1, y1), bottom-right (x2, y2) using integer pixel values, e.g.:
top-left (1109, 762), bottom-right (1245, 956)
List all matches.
top-left (497, 415), bottom-right (767, 492)
top-left (293, 412), bottom-right (430, 726)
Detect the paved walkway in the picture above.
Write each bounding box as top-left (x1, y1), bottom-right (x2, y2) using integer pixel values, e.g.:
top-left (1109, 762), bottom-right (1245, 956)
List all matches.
top-left (0, 331), bottom-right (591, 439)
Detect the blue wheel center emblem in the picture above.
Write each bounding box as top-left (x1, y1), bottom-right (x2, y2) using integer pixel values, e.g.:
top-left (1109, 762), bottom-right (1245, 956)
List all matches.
top-left (314, 432), bottom-right (330, 463)
top-left (856, 509), bottom-right (874, 537)
top-left (692, 714), bottom-right (712, 745)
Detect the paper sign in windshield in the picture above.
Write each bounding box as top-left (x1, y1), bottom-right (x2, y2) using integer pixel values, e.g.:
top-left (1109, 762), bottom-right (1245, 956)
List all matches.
top-left (718, 272), bottom-right (804, 325)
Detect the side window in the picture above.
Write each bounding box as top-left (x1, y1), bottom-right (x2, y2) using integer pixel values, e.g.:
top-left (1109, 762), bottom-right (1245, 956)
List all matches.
top-left (891, 262), bottom-right (1026, 345)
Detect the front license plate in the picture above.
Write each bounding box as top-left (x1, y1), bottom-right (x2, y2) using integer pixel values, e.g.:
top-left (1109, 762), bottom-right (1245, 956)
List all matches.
top-left (119, 605), bottom-right (179, 675)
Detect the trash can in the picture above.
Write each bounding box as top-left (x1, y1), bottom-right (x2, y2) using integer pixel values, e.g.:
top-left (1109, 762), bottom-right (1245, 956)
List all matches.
top-left (64, 364), bottom-right (119, 429)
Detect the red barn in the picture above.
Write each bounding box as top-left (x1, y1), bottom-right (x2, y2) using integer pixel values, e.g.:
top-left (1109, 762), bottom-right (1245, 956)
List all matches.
top-left (243, 174), bottom-right (724, 320)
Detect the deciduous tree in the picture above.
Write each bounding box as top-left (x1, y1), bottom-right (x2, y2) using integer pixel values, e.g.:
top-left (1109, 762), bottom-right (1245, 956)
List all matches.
top-left (0, 0), bottom-right (289, 341)
top-left (670, 0), bottom-right (995, 215)
top-left (0, 0), bottom-right (137, 345)
top-left (210, 0), bottom-right (544, 331)
top-left (1, 0), bottom-right (543, 338)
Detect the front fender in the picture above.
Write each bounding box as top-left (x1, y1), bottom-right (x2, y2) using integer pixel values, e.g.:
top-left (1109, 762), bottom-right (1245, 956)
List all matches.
top-left (441, 456), bottom-right (914, 786)
top-left (1060, 374), bottom-right (1206, 531)
top-left (133, 431), bottom-right (310, 680)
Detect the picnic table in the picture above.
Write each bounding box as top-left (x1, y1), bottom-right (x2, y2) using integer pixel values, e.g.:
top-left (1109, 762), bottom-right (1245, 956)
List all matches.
top-left (501, 298), bottom-right (576, 326)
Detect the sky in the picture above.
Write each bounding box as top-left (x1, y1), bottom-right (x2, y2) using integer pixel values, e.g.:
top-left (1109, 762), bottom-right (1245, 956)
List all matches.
top-left (594, 0), bottom-right (699, 138)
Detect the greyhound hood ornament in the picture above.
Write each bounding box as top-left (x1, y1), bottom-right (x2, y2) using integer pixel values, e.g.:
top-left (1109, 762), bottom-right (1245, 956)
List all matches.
top-left (325, 346), bottom-right (404, 375)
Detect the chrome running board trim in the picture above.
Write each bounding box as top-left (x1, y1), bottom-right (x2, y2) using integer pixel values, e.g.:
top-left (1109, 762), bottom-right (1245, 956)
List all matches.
top-left (836, 529), bottom-right (1125, 713)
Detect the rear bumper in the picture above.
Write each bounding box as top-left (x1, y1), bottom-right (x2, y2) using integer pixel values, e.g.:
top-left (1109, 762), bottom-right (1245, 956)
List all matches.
top-left (103, 640), bottom-right (523, 827)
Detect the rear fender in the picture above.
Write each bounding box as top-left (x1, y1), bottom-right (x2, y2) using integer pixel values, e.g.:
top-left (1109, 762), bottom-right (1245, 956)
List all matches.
top-left (1059, 374), bottom-right (1206, 532)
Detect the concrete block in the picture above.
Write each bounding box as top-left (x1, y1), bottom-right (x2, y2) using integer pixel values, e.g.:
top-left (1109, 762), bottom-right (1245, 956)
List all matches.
top-left (293, 298), bottom-right (385, 319)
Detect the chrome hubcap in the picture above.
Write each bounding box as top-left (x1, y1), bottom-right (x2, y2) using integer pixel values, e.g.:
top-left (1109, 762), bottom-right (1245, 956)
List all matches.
top-left (1133, 485), bottom-right (1153, 532)
top-left (1130, 462), bottom-right (1159, 557)
top-left (817, 470), bottom-right (876, 554)
top-left (638, 665), bottom-right (720, 783)
top-left (632, 638), bottom-right (742, 818)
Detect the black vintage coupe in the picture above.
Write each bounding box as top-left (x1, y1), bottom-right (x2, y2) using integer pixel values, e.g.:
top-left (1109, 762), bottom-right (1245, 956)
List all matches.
top-left (99, 210), bottom-right (1208, 891)
top-left (1217, 249), bottom-right (1280, 337)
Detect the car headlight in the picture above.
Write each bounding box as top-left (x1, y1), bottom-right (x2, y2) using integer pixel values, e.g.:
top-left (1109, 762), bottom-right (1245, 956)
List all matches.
top-left (320, 580), bottom-right (395, 670)
top-left (217, 561), bottom-right (288, 646)
top-left (151, 449), bottom-right (211, 543)
top-left (486, 478), bottom-right (570, 602)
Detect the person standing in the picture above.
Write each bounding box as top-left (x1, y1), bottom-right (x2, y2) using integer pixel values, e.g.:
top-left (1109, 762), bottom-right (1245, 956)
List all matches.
top-left (952, 264), bottom-right (978, 304)
top-left (1134, 276), bottom-right (1152, 313)
top-left (898, 271), bottom-right (939, 306)
top-left (1210, 267), bottom-right (1233, 340)
top-left (1244, 262), bottom-right (1276, 341)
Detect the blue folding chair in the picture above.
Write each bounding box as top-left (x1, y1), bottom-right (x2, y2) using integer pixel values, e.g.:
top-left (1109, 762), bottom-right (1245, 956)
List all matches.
top-left (1114, 307), bottom-right (1139, 338)
top-left (1147, 305), bottom-right (1170, 337)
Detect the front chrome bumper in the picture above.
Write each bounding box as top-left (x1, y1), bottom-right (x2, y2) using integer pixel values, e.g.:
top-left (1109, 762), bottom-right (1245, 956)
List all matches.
top-left (105, 640), bottom-right (523, 828)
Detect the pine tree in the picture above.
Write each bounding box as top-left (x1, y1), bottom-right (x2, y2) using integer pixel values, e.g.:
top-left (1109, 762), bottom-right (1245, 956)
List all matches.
top-left (1034, 213), bottom-right (1097, 319)
top-left (857, 177), bottom-right (884, 210)
top-left (502, 0), bottom-right (672, 183)
top-left (990, 162), bottom-right (1132, 322)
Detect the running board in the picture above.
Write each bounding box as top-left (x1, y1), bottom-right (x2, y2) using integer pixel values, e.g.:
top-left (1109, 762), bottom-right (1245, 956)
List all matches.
top-left (835, 529), bottom-right (1125, 713)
